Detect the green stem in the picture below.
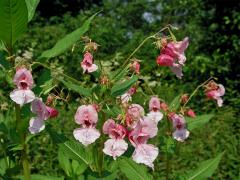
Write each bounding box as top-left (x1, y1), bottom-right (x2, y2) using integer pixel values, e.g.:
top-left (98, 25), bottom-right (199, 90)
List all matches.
top-left (166, 118), bottom-right (171, 180)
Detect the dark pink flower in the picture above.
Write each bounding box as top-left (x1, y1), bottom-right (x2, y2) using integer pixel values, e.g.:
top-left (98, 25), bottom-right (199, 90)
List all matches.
top-left (81, 52), bottom-right (98, 73)
top-left (10, 68), bottom-right (35, 106)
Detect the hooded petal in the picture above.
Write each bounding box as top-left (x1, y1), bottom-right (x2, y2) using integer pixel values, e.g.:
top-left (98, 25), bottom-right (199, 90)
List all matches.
top-left (73, 127), bottom-right (100, 146)
top-left (149, 96), bottom-right (161, 111)
top-left (13, 68), bottom-right (34, 89)
top-left (103, 119), bottom-right (115, 134)
top-left (10, 89), bottom-right (35, 106)
top-left (31, 98), bottom-right (49, 120)
top-left (28, 117), bottom-right (45, 134)
top-left (103, 139), bottom-right (128, 160)
top-left (147, 111), bottom-right (163, 124)
top-left (74, 105), bottom-right (98, 126)
top-left (156, 54), bottom-right (175, 66)
top-left (172, 128), bottom-right (190, 142)
top-left (132, 144), bottom-right (158, 169)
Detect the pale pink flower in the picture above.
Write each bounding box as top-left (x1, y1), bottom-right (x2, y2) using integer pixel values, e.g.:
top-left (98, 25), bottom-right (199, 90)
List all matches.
top-left (29, 98), bottom-right (58, 134)
top-left (73, 127), bottom-right (100, 146)
top-left (10, 68), bottom-right (35, 106)
top-left (120, 87), bottom-right (136, 104)
top-left (170, 114), bottom-right (189, 142)
top-left (73, 105), bottom-right (100, 146)
top-left (147, 111), bottom-right (163, 124)
top-left (206, 84), bottom-right (225, 107)
top-left (81, 51), bottom-right (98, 73)
top-left (149, 96), bottom-right (161, 112)
top-left (74, 105), bottom-right (98, 127)
top-left (102, 119), bottom-right (128, 159)
top-left (132, 144), bottom-right (159, 169)
top-left (103, 139), bottom-right (128, 160)
top-left (126, 104), bottom-right (145, 128)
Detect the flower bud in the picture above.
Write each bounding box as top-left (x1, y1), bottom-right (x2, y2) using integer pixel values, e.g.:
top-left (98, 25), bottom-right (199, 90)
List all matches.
top-left (130, 60), bottom-right (140, 74)
top-left (160, 102), bottom-right (168, 112)
top-left (46, 106), bottom-right (58, 118)
top-left (181, 94), bottom-right (189, 104)
top-left (186, 109), bottom-right (196, 118)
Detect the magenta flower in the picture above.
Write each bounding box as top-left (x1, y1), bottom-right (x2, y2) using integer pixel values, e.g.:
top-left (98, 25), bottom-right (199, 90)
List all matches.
top-left (10, 68), bottom-right (35, 106)
top-left (81, 52), bottom-right (98, 73)
top-left (206, 84), bottom-right (225, 107)
top-left (128, 118), bottom-right (158, 169)
top-left (156, 37), bottom-right (189, 78)
top-left (29, 98), bottom-right (58, 134)
top-left (102, 119), bottom-right (128, 159)
top-left (170, 114), bottom-right (189, 142)
top-left (147, 96), bottom-right (163, 124)
top-left (73, 105), bottom-right (100, 146)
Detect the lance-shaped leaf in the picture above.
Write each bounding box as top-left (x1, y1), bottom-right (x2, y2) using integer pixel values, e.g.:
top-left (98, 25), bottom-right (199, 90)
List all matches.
top-left (40, 13), bottom-right (98, 59)
top-left (25, 0), bottom-right (40, 21)
top-left (118, 157), bottom-right (153, 180)
top-left (169, 94), bottom-right (181, 111)
top-left (186, 114), bottom-right (214, 131)
top-left (60, 79), bottom-right (92, 97)
top-left (183, 152), bottom-right (224, 180)
top-left (0, 0), bottom-right (28, 47)
top-left (111, 75), bottom-right (138, 96)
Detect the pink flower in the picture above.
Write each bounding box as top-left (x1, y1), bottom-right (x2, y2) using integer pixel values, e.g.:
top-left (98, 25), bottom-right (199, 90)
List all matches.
top-left (128, 119), bottom-right (158, 168)
top-left (29, 98), bottom-right (58, 134)
top-left (73, 105), bottom-right (100, 146)
top-left (120, 87), bottom-right (137, 104)
top-left (103, 119), bottom-right (127, 139)
top-left (73, 127), bottom-right (100, 146)
top-left (103, 139), bottom-right (128, 160)
top-left (170, 114), bottom-right (189, 142)
top-left (102, 119), bottom-right (128, 159)
top-left (74, 105), bottom-right (98, 127)
top-left (81, 52), bottom-right (98, 73)
top-left (132, 144), bottom-right (158, 169)
top-left (10, 68), bottom-right (35, 106)
top-left (206, 84), bottom-right (225, 107)
top-left (131, 61), bottom-right (140, 74)
top-left (126, 104), bottom-right (145, 128)
top-left (156, 37), bottom-right (189, 78)
top-left (147, 111), bottom-right (163, 124)
top-left (149, 96), bottom-right (161, 112)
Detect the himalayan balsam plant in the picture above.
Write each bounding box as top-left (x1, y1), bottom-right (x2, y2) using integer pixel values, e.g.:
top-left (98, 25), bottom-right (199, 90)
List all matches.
top-left (0, 1), bottom-right (225, 180)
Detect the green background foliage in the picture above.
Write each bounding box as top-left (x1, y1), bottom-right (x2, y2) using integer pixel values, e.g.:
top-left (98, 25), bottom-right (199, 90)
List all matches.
top-left (0, 0), bottom-right (239, 179)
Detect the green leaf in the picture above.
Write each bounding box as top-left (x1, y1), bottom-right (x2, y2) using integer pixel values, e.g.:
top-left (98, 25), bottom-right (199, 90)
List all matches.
top-left (0, 0), bottom-right (28, 46)
top-left (186, 114), bottom-right (214, 131)
top-left (110, 66), bottom-right (129, 82)
top-left (111, 75), bottom-right (138, 96)
top-left (58, 147), bottom-right (71, 177)
top-left (24, 0), bottom-right (40, 21)
top-left (40, 13), bottom-right (98, 59)
top-left (60, 79), bottom-right (92, 97)
top-left (47, 126), bottom-right (91, 166)
top-left (0, 40), bottom-right (6, 51)
top-left (118, 157), bottom-right (152, 180)
top-left (169, 94), bottom-right (181, 111)
top-left (184, 152), bottom-right (224, 180)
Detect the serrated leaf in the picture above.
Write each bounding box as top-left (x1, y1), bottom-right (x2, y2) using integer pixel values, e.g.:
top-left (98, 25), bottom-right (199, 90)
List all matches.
top-left (184, 152), bottom-right (224, 180)
top-left (60, 79), bottom-right (92, 97)
top-left (118, 157), bottom-right (152, 180)
top-left (186, 114), bottom-right (214, 131)
top-left (0, 0), bottom-right (28, 46)
top-left (40, 13), bottom-right (98, 59)
top-left (24, 0), bottom-right (39, 21)
top-left (111, 75), bottom-right (138, 96)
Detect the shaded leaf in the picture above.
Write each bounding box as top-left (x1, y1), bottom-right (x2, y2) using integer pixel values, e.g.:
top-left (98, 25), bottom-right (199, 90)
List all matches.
top-left (118, 157), bottom-right (152, 180)
top-left (169, 94), bottom-right (181, 111)
top-left (111, 75), bottom-right (138, 96)
top-left (40, 13), bottom-right (98, 59)
top-left (186, 114), bottom-right (214, 131)
top-left (0, 0), bottom-right (28, 46)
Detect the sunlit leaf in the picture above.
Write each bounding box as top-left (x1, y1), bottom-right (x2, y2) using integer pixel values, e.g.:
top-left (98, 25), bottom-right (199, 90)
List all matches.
top-left (24, 0), bottom-right (40, 21)
top-left (186, 114), bottom-right (214, 131)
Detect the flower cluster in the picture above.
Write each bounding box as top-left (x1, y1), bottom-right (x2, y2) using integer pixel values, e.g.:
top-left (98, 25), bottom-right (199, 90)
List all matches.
top-left (10, 67), bottom-right (58, 134)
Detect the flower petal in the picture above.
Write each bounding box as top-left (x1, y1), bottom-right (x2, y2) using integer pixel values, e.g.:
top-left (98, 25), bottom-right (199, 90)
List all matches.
top-left (103, 139), bottom-right (128, 160)
top-left (172, 128), bottom-right (190, 142)
top-left (28, 117), bottom-right (45, 134)
top-left (10, 89), bottom-right (35, 106)
top-left (132, 144), bottom-right (159, 169)
top-left (147, 111), bottom-right (163, 124)
top-left (87, 64), bottom-right (98, 73)
top-left (73, 127), bottom-right (100, 146)
top-left (170, 64), bottom-right (183, 79)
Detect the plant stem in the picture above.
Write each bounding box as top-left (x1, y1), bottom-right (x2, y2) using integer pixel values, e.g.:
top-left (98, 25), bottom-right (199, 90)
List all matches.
top-left (166, 118), bottom-right (171, 180)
